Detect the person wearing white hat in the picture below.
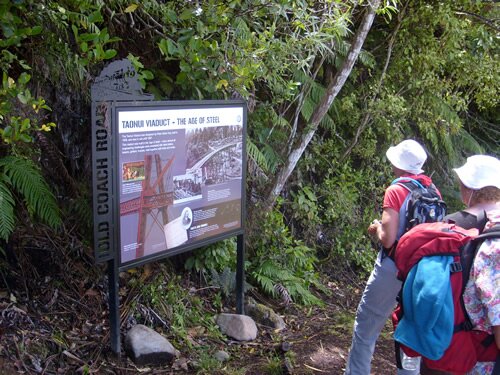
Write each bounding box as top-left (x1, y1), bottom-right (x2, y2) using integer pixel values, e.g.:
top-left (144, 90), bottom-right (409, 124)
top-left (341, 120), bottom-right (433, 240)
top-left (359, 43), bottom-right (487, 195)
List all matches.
top-left (345, 139), bottom-right (441, 375)
top-left (440, 155), bottom-right (500, 375)
top-left (453, 154), bottom-right (500, 209)
top-left (385, 139), bottom-right (428, 175)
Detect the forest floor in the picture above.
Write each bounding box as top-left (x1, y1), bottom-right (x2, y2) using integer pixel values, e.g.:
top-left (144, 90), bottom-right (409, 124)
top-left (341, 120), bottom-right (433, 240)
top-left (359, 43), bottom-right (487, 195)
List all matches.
top-left (0, 241), bottom-right (396, 375)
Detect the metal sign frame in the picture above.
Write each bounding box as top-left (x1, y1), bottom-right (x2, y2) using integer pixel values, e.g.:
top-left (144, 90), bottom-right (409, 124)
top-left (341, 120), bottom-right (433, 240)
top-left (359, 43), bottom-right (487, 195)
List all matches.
top-left (91, 60), bottom-right (247, 354)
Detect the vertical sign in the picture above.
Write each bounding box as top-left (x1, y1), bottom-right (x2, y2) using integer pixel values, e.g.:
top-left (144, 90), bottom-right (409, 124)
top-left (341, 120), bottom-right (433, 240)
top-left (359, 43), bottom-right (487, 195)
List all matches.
top-left (91, 59), bottom-right (153, 263)
top-left (91, 102), bottom-right (114, 262)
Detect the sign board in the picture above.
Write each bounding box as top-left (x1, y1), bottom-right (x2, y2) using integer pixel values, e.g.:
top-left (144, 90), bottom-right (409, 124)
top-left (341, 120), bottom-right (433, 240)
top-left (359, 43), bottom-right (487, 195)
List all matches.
top-left (92, 97), bottom-right (247, 270)
top-left (116, 101), bottom-right (246, 269)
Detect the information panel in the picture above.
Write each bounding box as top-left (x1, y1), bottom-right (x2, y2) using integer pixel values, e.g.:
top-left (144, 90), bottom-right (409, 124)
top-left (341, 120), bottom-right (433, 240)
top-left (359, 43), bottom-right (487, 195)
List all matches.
top-left (116, 101), bottom-right (246, 268)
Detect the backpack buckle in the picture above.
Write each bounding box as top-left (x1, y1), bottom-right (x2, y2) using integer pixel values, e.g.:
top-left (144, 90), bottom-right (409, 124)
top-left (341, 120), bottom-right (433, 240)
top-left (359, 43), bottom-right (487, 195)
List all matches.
top-left (450, 262), bottom-right (462, 273)
top-left (464, 320), bottom-right (473, 331)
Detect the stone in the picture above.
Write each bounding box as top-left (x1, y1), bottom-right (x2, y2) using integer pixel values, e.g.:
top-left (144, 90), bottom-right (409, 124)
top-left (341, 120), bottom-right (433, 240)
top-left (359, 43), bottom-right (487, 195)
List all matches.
top-left (245, 298), bottom-right (286, 331)
top-left (216, 313), bottom-right (258, 341)
top-left (124, 324), bottom-right (177, 366)
top-left (214, 350), bottom-right (230, 362)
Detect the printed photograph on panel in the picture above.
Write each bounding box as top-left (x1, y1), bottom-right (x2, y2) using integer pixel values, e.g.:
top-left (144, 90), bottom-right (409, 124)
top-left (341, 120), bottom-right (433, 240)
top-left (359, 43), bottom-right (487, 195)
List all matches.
top-left (122, 161), bottom-right (145, 182)
top-left (185, 126), bottom-right (243, 186)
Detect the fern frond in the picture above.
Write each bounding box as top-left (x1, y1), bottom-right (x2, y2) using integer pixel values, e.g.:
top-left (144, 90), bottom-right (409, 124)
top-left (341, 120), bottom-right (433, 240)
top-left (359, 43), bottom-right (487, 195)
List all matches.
top-left (257, 260), bottom-right (292, 279)
top-left (284, 280), bottom-right (322, 306)
top-left (292, 69), bottom-right (339, 131)
top-left (247, 139), bottom-right (270, 173)
top-left (210, 268), bottom-right (235, 297)
top-left (453, 128), bottom-right (484, 154)
top-left (252, 272), bottom-right (275, 295)
top-left (0, 178), bottom-right (15, 241)
top-left (261, 144), bottom-right (281, 173)
top-left (0, 156), bottom-right (61, 229)
top-left (274, 283), bottom-right (292, 305)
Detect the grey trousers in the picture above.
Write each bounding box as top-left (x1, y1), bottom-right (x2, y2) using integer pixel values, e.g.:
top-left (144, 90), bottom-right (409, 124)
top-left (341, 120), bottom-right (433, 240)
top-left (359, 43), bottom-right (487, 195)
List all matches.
top-left (344, 251), bottom-right (420, 375)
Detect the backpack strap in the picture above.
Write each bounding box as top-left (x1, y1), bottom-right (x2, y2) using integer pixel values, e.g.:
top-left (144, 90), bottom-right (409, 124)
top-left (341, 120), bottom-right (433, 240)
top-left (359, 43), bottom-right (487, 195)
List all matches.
top-left (445, 210), bottom-right (488, 232)
top-left (475, 222), bottom-right (500, 240)
top-left (461, 223), bottom-right (500, 292)
top-left (493, 354), bottom-right (500, 375)
top-left (391, 178), bottom-right (421, 242)
top-left (392, 178), bottom-right (443, 240)
top-left (391, 177), bottom-right (426, 190)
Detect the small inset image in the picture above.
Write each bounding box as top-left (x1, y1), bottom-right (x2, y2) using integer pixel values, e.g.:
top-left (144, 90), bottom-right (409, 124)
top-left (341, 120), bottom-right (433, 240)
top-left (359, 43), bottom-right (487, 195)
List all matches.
top-left (173, 172), bottom-right (202, 203)
top-left (181, 207), bottom-right (193, 229)
top-left (122, 161), bottom-right (145, 182)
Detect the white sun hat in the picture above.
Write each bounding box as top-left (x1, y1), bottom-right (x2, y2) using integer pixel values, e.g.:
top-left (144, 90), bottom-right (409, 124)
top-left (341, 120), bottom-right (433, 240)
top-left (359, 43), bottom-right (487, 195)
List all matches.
top-left (453, 155), bottom-right (500, 190)
top-left (386, 139), bottom-right (427, 174)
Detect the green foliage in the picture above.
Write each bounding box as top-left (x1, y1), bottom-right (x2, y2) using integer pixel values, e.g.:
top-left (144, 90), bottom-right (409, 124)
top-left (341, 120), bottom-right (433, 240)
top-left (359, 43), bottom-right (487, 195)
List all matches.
top-left (373, 0), bottom-right (499, 162)
top-left (249, 203), bottom-right (323, 306)
top-left (127, 54), bottom-right (155, 89)
top-left (0, 175), bottom-right (15, 240)
top-left (64, 190), bottom-right (94, 242)
top-left (209, 267), bottom-right (236, 299)
top-left (0, 0), bottom-right (125, 244)
top-left (71, 17), bottom-right (119, 66)
top-left (264, 354), bottom-right (285, 375)
top-left (292, 141), bottom-right (383, 274)
top-left (0, 1), bottom-right (42, 49)
top-left (247, 138), bottom-right (274, 174)
top-left (1, 0), bottom-right (498, 316)
top-left (137, 269), bottom-right (223, 347)
top-left (289, 185), bottom-right (320, 229)
top-left (208, 267), bottom-right (252, 300)
top-left (191, 349), bottom-right (224, 375)
top-left (185, 238), bottom-right (236, 273)
top-left (0, 156), bottom-right (61, 240)
top-left (0, 72), bottom-right (56, 146)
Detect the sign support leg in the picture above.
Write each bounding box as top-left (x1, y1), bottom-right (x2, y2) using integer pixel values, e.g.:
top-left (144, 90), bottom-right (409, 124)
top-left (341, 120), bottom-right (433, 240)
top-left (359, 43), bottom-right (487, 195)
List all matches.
top-left (108, 258), bottom-right (121, 355)
top-left (236, 234), bottom-right (245, 314)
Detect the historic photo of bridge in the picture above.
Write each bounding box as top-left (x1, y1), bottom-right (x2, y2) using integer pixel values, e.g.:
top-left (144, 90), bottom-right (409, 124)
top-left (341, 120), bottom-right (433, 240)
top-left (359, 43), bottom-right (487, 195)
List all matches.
top-left (173, 125), bottom-right (243, 204)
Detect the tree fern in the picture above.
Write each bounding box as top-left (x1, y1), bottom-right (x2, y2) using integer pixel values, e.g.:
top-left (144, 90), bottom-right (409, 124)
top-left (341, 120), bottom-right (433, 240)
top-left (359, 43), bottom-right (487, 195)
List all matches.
top-left (0, 177), bottom-right (15, 241)
top-left (0, 156), bottom-right (61, 237)
top-left (247, 138), bottom-right (270, 173)
top-left (211, 267), bottom-right (235, 298)
top-left (292, 69), bottom-right (340, 133)
top-left (252, 272), bottom-right (275, 296)
top-left (284, 279), bottom-right (322, 306)
top-left (448, 128), bottom-right (484, 163)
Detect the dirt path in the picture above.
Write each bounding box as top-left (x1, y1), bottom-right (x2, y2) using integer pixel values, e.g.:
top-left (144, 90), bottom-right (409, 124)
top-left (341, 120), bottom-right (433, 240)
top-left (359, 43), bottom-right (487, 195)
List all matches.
top-left (237, 277), bottom-right (398, 375)
top-left (1, 254), bottom-right (398, 374)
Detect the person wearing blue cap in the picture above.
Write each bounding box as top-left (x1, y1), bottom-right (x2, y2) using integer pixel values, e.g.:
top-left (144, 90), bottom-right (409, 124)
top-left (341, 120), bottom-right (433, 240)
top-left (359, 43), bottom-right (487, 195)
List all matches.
top-left (344, 139), bottom-right (440, 375)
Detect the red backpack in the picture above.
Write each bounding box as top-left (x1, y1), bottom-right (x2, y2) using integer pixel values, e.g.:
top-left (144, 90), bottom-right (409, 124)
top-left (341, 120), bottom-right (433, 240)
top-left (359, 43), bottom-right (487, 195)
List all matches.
top-left (392, 221), bottom-right (499, 373)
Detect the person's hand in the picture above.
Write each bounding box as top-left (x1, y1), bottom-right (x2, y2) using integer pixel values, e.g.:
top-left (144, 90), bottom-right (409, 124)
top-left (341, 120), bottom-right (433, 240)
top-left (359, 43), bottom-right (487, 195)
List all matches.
top-left (368, 219), bottom-right (381, 240)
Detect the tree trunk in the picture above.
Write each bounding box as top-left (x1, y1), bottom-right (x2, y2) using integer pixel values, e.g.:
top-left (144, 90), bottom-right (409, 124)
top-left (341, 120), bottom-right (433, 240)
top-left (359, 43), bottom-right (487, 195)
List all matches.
top-left (262, 0), bottom-right (381, 210)
top-left (340, 1), bottom-right (408, 163)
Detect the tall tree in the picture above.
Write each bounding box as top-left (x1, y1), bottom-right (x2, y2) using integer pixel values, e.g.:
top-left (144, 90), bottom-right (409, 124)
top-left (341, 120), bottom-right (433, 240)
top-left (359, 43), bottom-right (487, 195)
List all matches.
top-left (263, 0), bottom-right (381, 210)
